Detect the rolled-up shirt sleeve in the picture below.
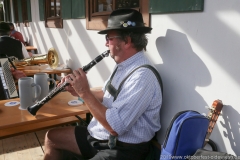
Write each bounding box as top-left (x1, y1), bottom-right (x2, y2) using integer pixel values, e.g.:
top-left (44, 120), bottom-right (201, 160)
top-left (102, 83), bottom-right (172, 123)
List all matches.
top-left (21, 43), bottom-right (30, 58)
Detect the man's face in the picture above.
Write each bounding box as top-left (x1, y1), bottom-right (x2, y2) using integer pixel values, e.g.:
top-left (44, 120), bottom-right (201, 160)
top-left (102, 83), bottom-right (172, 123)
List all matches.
top-left (105, 30), bottom-right (124, 63)
top-left (9, 25), bottom-right (14, 31)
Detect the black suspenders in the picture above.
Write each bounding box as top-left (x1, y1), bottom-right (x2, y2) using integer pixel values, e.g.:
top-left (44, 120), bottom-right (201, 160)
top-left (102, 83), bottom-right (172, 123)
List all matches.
top-left (105, 65), bottom-right (163, 101)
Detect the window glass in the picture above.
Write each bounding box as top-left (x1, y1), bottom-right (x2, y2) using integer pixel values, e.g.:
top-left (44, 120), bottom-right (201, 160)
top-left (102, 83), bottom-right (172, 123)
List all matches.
top-left (95, 0), bottom-right (140, 13)
top-left (48, 0), bottom-right (61, 17)
top-left (56, 0), bottom-right (61, 16)
top-left (97, 0), bottom-right (113, 12)
top-left (45, 0), bottom-right (62, 28)
top-left (50, 0), bottom-right (55, 17)
top-left (116, 0), bottom-right (139, 9)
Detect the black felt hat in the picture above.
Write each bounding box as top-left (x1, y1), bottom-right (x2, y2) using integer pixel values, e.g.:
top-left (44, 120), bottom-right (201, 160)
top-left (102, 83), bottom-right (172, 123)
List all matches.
top-left (0, 22), bottom-right (10, 32)
top-left (98, 9), bottom-right (152, 34)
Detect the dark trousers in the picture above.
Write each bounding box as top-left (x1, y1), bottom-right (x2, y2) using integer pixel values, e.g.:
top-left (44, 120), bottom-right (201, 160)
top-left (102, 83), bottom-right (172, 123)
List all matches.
top-left (75, 126), bottom-right (150, 160)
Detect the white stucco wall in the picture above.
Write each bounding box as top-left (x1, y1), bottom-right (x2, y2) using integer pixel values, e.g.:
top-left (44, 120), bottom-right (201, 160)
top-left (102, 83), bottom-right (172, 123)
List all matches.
top-left (148, 1), bottom-right (240, 156)
top-left (15, 0), bottom-right (240, 156)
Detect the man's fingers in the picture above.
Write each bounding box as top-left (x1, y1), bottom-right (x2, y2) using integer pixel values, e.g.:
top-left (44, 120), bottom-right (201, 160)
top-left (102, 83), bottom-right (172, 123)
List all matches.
top-left (10, 68), bottom-right (15, 72)
top-left (78, 68), bottom-right (85, 75)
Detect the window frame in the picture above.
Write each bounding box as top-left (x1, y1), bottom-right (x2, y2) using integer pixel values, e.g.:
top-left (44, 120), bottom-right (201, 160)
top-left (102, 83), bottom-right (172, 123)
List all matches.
top-left (86, 0), bottom-right (150, 31)
top-left (45, 0), bottom-right (63, 28)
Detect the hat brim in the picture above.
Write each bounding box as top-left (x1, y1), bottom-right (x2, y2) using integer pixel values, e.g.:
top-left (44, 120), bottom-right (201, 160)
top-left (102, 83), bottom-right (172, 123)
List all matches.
top-left (98, 26), bottom-right (152, 34)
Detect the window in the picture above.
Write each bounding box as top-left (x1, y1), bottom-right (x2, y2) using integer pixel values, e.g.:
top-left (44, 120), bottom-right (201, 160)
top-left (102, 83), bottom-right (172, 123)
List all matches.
top-left (22, 0), bottom-right (32, 27)
top-left (47, 0), bottom-right (61, 17)
top-left (45, 0), bottom-right (63, 28)
top-left (86, 0), bottom-right (150, 30)
top-left (12, 0), bottom-right (32, 27)
top-left (39, 0), bottom-right (85, 28)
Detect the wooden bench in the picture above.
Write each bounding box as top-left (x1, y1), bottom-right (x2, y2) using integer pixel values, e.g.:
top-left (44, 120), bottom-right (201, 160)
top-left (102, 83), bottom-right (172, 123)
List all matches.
top-left (0, 114), bottom-right (87, 139)
top-left (25, 46), bottom-right (38, 54)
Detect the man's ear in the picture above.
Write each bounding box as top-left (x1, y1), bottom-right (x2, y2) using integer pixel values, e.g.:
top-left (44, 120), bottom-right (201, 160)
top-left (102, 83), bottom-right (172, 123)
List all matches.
top-left (124, 36), bottom-right (131, 49)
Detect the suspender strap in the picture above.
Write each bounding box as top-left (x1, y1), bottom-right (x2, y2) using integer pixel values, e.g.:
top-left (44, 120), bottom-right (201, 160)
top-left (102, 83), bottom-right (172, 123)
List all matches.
top-left (105, 67), bottom-right (118, 98)
top-left (114, 65), bottom-right (163, 101)
top-left (105, 65), bottom-right (163, 102)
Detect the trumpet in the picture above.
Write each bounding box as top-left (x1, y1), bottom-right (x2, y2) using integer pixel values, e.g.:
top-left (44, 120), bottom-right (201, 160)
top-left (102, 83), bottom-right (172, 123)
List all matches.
top-left (27, 50), bottom-right (110, 116)
top-left (12, 48), bottom-right (59, 69)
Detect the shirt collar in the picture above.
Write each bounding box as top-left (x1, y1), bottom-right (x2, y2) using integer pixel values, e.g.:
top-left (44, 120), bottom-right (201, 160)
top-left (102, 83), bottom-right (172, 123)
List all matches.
top-left (117, 50), bottom-right (144, 69)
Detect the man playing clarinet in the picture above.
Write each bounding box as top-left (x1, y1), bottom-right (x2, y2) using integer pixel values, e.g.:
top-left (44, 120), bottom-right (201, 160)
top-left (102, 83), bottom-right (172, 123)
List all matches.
top-left (43, 9), bottom-right (162, 160)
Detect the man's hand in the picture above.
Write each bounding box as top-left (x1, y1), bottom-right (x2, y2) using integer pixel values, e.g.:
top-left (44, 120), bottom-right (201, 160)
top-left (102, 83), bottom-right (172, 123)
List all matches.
top-left (10, 68), bottom-right (26, 80)
top-left (58, 75), bottom-right (79, 97)
top-left (66, 68), bottom-right (90, 98)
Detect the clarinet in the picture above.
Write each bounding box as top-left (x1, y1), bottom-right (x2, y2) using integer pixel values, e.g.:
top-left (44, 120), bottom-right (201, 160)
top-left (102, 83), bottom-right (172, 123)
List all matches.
top-left (27, 50), bottom-right (110, 116)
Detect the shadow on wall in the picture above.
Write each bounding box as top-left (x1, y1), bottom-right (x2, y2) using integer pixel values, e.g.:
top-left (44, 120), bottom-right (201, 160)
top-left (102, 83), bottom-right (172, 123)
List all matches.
top-left (220, 105), bottom-right (240, 155)
top-left (154, 29), bottom-right (218, 144)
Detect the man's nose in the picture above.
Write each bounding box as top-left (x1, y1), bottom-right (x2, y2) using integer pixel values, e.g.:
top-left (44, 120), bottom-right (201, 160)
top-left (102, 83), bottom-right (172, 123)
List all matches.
top-left (105, 41), bottom-right (109, 47)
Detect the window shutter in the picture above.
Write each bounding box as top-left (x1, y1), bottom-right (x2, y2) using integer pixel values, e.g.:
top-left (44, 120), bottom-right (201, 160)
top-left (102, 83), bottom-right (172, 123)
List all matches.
top-left (39, 0), bottom-right (45, 21)
top-left (27, 0), bottom-right (32, 22)
top-left (61, 0), bottom-right (72, 19)
top-left (149, 0), bottom-right (204, 14)
top-left (71, 0), bottom-right (85, 19)
top-left (3, 0), bottom-right (12, 22)
top-left (17, 0), bottom-right (23, 22)
top-left (12, 0), bottom-right (18, 23)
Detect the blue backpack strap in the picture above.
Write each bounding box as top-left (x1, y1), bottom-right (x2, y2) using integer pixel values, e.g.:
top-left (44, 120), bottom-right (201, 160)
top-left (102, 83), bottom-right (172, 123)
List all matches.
top-left (113, 64), bottom-right (163, 101)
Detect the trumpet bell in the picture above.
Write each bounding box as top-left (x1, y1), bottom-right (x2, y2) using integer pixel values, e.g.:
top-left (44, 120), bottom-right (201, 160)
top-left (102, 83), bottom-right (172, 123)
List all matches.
top-left (47, 48), bottom-right (59, 69)
top-left (13, 48), bottom-right (59, 69)
top-left (30, 48), bottom-right (59, 69)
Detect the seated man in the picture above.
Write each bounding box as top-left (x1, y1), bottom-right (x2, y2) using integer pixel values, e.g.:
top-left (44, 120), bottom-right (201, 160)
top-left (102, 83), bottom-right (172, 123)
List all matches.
top-left (44, 9), bottom-right (162, 160)
top-left (0, 22), bottom-right (30, 59)
top-left (8, 22), bottom-right (25, 45)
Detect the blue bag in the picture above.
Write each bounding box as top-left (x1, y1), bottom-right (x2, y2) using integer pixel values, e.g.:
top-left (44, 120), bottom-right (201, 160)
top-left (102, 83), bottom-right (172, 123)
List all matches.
top-left (160, 110), bottom-right (209, 160)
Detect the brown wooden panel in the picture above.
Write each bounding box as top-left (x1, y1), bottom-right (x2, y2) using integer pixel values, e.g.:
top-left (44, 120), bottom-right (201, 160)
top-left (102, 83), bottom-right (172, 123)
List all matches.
top-left (86, 0), bottom-right (150, 30)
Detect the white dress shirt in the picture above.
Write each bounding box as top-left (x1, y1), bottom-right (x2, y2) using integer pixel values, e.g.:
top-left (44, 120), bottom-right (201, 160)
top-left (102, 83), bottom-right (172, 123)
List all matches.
top-left (88, 51), bottom-right (162, 143)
